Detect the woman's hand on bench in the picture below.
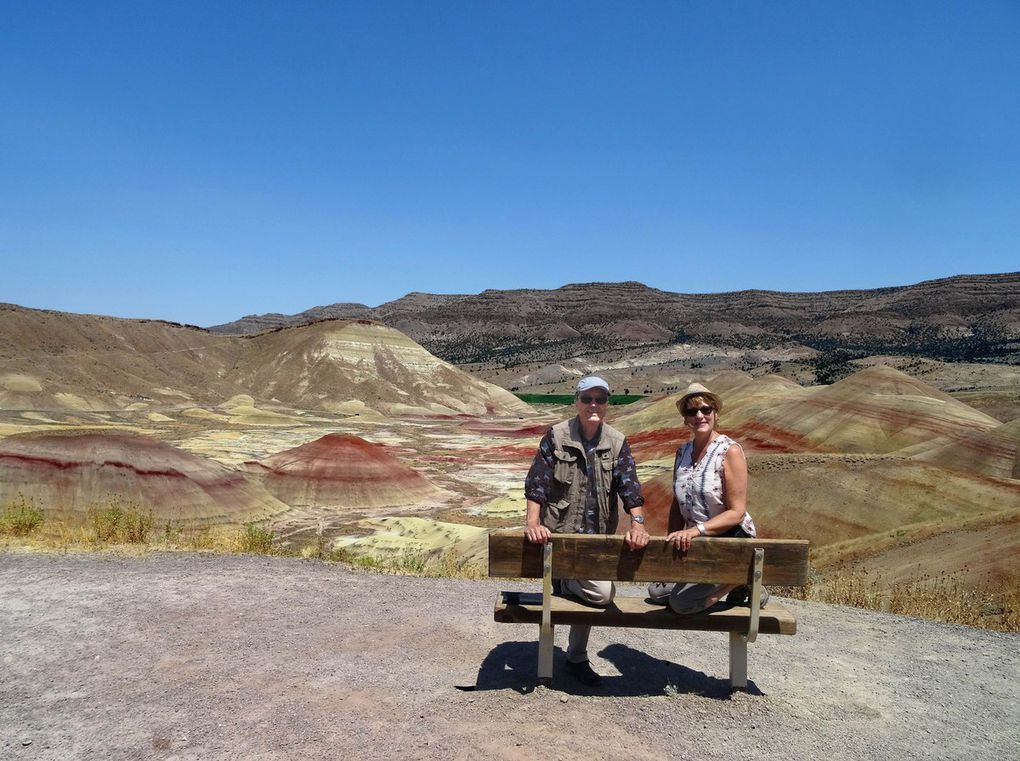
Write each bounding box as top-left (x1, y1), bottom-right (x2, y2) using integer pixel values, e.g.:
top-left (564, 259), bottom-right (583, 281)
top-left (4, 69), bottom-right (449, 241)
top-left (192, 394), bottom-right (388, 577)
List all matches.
top-left (667, 528), bottom-right (698, 552)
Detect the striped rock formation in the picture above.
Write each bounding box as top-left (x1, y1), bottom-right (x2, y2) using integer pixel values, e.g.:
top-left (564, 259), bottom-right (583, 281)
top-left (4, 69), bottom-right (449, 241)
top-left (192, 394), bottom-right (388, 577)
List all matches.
top-left (617, 366), bottom-right (1001, 459)
top-left (614, 366), bottom-right (1018, 547)
top-left (257, 433), bottom-right (446, 509)
top-left (234, 319), bottom-right (531, 417)
top-left (0, 430), bottom-right (288, 526)
top-left (913, 419), bottom-right (1020, 480)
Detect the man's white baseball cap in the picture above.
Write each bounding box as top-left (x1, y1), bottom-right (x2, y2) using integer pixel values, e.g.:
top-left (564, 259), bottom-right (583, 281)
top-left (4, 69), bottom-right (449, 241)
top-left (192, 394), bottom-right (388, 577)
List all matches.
top-left (575, 376), bottom-right (610, 394)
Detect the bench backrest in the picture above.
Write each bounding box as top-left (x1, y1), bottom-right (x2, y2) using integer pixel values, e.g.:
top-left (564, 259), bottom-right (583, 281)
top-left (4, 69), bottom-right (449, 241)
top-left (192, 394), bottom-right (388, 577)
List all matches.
top-left (488, 532), bottom-right (810, 586)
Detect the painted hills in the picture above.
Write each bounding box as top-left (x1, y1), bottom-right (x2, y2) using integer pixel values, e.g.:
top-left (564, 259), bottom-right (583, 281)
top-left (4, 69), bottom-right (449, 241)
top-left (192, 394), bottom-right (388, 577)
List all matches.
top-left (610, 366), bottom-right (1019, 599)
top-left (0, 428), bottom-right (459, 532)
top-left (0, 430), bottom-right (289, 526)
top-left (254, 433), bottom-right (447, 509)
top-left (0, 304), bottom-right (528, 417)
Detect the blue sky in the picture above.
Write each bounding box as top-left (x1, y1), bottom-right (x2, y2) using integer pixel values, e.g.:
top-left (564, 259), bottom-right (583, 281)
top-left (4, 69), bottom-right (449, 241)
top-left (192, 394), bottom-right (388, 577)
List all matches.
top-left (2, 1), bottom-right (1018, 326)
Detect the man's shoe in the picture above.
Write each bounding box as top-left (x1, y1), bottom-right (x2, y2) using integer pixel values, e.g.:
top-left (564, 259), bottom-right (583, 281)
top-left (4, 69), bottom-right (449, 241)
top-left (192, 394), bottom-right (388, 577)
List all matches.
top-left (725, 586), bottom-right (748, 606)
top-left (726, 585), bottom-right (770, 608)
top-left (564, 659), bottom-right (603, 686)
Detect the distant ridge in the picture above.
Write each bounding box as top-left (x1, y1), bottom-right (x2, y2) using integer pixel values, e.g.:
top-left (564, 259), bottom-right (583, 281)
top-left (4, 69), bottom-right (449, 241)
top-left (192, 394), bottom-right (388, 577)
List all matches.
top-left (207, 273), bottom-right (1020, 365)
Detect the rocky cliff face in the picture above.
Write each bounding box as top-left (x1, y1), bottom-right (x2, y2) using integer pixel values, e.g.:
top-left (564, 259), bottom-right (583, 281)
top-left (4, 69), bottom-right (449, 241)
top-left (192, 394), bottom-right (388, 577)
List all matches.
top-left (207, 273), bottom-right (1020, 365)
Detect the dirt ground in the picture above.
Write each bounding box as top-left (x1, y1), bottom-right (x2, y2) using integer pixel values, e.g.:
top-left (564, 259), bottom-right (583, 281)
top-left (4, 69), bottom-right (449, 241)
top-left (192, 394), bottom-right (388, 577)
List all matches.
top-left (1, 551), bottom-right (1016, 760)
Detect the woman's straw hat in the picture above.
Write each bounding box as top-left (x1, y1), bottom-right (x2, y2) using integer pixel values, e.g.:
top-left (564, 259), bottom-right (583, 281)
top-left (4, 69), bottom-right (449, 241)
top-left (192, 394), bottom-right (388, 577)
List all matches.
top-left (675, 382), bottom-right (722, 414)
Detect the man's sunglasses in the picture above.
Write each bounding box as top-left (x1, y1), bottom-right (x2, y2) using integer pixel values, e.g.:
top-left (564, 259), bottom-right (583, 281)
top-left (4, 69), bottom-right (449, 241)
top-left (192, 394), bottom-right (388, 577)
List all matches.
top-left (579, 395), bottom-right (609, 405)
top-left (682, 405), bottom-right (715, 417)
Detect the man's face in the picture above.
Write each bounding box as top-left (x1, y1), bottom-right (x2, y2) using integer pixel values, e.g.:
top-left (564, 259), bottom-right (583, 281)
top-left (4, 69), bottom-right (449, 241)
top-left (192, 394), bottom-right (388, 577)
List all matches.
top-left (575, 388), bottom-right (609, 426)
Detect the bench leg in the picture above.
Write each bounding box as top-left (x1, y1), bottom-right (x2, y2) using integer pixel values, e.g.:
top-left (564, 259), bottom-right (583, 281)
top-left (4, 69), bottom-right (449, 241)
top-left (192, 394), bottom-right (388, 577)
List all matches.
top-left (537, 540), bottom-right (554, 686)
top-left (729, 632), bottom-right (748, 691)
top-left (538, 623), bottom-right (554, 685)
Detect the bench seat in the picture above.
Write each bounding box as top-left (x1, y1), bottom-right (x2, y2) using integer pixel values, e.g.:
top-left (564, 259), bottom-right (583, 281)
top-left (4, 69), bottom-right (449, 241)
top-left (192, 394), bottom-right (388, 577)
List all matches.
top-left (494, 590), bottom-right (798, 635)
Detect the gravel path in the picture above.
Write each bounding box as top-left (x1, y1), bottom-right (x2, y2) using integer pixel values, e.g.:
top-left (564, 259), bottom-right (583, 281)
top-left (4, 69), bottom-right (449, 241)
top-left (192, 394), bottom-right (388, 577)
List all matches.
top-left (1, 551), bottom-right (1016, 760)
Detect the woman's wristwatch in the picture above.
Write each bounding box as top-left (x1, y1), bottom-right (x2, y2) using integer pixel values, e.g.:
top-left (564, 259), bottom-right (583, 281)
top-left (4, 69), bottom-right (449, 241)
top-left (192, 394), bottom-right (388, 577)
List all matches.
top-left (696, 521), bottom-right (707, 536)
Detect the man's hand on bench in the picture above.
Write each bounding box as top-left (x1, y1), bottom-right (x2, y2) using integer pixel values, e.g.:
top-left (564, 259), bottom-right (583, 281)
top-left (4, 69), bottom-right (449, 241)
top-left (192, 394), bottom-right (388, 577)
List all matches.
top-left (624, 524), bottom-right (649, 550)
top-left (523, 524), bottom-right (648, 550)
top-left (524, 523), bottom-right (552, 545)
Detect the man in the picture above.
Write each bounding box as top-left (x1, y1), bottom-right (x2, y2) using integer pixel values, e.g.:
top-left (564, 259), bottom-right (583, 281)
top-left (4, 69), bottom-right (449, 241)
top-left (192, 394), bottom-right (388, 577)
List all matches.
top-left (523, 375), bottom-right (648, 686)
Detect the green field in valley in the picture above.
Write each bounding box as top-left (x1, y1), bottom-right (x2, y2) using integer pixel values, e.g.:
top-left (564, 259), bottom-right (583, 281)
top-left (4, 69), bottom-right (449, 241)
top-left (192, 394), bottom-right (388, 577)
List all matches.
top-left (514, 393), bottom-right (644, 406)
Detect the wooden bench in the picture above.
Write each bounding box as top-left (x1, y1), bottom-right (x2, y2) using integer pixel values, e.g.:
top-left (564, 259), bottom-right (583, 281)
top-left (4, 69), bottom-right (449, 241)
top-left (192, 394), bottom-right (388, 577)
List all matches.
top-left (489, 532), bottom-right (809, 691)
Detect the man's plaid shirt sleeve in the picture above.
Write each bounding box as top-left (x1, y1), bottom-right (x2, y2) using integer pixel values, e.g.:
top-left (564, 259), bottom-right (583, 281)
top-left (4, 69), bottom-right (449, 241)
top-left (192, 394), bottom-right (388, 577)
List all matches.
top-left (616, 440), bottom-right (645, 511)
top-left (524, 430), bottom-right (556, 504)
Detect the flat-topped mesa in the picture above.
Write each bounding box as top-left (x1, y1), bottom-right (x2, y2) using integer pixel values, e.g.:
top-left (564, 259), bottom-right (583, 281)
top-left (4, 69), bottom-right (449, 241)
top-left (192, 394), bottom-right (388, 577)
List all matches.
top-left (258, 433), bottom-right (447, 509)
top-left (205, 273), bottom-right (1020, 365)
top-left (207, 302), bottom-right (374, 335)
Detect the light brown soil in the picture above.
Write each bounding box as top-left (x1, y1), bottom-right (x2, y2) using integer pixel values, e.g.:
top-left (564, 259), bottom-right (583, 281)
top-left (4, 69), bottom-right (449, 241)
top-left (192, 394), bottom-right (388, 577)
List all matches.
top-left (1, 551), bottom-right (1017, 760)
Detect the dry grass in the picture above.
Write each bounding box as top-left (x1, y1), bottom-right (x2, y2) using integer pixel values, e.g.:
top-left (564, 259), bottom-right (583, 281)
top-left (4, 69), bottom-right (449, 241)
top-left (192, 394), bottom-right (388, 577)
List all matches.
top-left (0, 509), bottom-right (485, 579)
top-left (0, 504), bottom-right (276, 557)
top-left (775, 567), bottom-right (1019, 633)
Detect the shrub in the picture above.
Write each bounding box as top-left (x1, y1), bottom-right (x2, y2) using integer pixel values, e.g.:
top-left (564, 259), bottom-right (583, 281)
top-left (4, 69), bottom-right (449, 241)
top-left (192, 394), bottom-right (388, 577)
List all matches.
top-left (161, 520), bottom-right (183, 544)
top-left (86, 501), bottom-right (154, 544)
top-left (0, 494), bottom-right (45, 536)
top-left (329, 546), bottom-right (383, 569)
top-left (239, 523), bottom-right (275, 554)
top-left (428, 547), bottom-right (484, 579)
top-left (395, 550), bottom-right (427, 574)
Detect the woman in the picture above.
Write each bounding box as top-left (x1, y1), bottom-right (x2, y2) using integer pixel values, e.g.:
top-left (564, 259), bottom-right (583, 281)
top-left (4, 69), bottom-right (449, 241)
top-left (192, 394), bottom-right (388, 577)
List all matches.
top-left (648, 382), bottom-right (766, 614)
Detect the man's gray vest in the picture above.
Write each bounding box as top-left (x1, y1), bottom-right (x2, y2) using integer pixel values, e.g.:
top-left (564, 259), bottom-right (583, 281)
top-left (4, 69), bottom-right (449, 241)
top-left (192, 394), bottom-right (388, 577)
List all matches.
top-left (540, 417), bottom-right (626, 535)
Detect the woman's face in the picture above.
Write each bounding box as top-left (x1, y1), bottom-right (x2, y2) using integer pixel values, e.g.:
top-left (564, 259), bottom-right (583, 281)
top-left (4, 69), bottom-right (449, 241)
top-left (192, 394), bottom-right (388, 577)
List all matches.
top-left (681, 395), bottom-right (716, 434)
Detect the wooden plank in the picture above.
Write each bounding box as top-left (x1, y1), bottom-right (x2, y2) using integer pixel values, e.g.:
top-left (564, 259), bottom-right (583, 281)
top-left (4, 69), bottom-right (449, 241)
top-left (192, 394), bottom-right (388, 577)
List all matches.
top-left (488, 532), bottom-right (810, 586)
top-left (493, 591), bottom-right (798, 635)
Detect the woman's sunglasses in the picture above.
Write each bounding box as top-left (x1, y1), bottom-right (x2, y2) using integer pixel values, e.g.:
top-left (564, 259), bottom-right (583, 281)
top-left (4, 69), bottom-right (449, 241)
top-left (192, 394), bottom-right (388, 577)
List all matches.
top-left (682, 405), bottom-right (715, 417)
